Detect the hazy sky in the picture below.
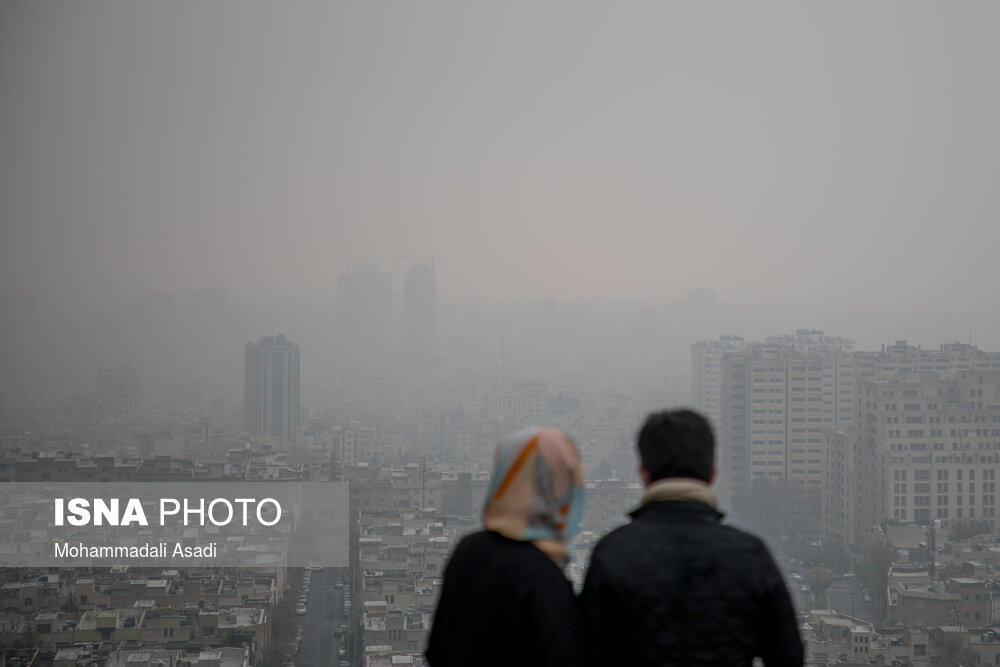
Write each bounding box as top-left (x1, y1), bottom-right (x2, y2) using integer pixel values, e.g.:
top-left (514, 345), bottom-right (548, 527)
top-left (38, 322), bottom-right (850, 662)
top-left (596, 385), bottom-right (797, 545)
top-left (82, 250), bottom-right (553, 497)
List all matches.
top-left (1, 2), bottom-right (997, 310)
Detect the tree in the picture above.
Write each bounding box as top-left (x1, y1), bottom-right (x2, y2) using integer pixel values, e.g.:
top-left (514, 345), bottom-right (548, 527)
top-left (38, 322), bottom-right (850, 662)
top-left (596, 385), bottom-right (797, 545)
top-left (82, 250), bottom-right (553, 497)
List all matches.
top-left (933, 630), bottom-right (975, 666)
top-left (950, 519), bottom-right (992, 542)
top-left (861, 541), bottom-right (897, 623)
top-left (808, 566), bottom-right (833, 609)
top-left (733, 476), bottom-right (786, 545)
top-left (787, 479), bottom-right (821, 536)
top-left (260, 602), bottom-right (295, 667)
top-left (14, 627), bottom-right (39, 649)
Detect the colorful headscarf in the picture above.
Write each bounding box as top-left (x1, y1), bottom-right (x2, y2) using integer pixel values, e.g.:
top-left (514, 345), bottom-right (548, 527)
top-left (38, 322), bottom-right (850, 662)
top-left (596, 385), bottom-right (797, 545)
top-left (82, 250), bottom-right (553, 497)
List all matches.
top-left (482, 426), bottom-right (585, 561)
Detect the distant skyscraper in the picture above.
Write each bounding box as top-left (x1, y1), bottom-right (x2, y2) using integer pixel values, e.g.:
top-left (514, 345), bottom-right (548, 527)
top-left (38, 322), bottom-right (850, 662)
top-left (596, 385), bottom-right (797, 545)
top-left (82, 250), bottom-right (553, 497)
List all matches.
top-left (244, 334), bottom-right (300, 444)
top-left (96, 364), bottom-right (141, 419)
top-left (404, 262), bottom-right (436, 362)
top-left (336, 264), bottom-right (394, 371)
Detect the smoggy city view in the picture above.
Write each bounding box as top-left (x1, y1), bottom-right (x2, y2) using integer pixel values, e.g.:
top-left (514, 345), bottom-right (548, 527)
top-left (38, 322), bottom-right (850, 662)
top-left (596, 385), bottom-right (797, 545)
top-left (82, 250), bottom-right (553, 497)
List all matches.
top-left (2, 3), bottom-right (999, 666)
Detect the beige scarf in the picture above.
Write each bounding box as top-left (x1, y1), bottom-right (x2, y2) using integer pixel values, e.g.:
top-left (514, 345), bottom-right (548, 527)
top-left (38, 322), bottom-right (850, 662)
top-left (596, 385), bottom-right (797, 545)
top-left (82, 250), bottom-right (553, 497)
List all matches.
top-left (639, 477), bottom-right (718, 510)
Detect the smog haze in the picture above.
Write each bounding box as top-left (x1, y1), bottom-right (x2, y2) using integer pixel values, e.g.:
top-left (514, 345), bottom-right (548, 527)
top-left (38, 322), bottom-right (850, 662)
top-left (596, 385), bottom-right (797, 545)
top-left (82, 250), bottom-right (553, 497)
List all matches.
top-left (2, 2), bottom-right (997, 315)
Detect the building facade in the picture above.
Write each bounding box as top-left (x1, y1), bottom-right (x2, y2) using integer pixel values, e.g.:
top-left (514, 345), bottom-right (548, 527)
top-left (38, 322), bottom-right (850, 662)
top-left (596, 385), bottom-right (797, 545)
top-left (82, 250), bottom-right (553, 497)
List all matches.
top-left (243, 335), bottom-right (300, 444)
top-left (96, 364), bottom-right (141, 420)
top-left (691, 334), bottom-right (746, 433)
top-left (823, 369), bottom-right (1000, 549)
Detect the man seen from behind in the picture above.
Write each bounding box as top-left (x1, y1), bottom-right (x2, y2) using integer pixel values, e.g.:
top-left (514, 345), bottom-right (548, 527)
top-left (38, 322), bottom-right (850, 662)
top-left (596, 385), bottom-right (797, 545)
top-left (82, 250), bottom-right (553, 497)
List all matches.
top-left (580, 409), bottom-right (804, 666)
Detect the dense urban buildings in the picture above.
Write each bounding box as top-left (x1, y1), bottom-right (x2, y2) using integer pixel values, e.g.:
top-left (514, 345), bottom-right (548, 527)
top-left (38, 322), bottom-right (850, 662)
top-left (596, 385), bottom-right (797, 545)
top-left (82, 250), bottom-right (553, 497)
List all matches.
top-left (696, 332), bottom-right (1000, 530)
top-left (7, 294), bottom-right (1000, 666)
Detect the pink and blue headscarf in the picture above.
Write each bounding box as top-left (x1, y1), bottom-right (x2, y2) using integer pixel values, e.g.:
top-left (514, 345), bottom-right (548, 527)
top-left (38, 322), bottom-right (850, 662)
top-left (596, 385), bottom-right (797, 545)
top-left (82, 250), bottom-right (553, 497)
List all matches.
top-left (483, 426), bottom-right (585, 561)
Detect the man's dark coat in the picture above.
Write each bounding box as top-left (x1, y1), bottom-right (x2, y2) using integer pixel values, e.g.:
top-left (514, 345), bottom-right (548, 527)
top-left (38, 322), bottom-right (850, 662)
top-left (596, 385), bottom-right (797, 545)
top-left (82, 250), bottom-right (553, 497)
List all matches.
top-left (581, 494), bottom-right (804, 666)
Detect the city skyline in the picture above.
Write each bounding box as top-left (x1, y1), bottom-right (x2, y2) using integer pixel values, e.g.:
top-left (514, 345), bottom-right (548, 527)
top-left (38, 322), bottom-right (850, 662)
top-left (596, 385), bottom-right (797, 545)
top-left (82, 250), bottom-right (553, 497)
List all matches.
top-left (3, 4), bottom-right (1000, 664)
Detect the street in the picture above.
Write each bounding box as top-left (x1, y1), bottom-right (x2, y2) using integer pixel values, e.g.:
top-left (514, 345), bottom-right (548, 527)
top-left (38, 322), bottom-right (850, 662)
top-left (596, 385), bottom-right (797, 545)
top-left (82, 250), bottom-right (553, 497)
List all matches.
top-left (294, 567), bottom-right (350, 667)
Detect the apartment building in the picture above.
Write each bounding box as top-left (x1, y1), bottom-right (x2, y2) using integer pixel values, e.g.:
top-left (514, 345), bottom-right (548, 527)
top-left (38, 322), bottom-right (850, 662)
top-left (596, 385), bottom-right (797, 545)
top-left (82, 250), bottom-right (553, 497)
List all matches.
top-left (718, 345), bottom-right (838, 511)
top-left (700, 336), bottom-right (1000, 528)
top-left (692, 335), bottom-right (747, 432)
top-left (704, 331), bottom-right (856, 511)
top-left (824, 370), bottom-right (1000, 549)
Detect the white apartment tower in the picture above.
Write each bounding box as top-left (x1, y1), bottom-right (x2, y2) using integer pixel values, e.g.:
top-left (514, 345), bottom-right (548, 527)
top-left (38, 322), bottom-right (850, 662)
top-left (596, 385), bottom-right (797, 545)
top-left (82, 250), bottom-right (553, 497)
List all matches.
top-left (244, 334), bottom-right (300, 444)
top-left (713, 331), bottom-right (855, 512)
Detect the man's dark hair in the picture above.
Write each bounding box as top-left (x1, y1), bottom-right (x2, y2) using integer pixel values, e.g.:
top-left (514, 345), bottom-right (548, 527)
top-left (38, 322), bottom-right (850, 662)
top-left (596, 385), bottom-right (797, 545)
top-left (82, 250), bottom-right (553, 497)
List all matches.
top-left (637, 409), bottom-right (715, 483)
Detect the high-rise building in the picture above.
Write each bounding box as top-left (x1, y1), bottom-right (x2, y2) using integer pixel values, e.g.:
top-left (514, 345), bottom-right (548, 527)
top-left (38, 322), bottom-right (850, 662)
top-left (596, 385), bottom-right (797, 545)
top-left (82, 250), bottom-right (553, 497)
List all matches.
top-left (824, 370), bottom-right (1000, 549)
top-left (707, 336), bottom-right (1000, 529)
top-left (854, 340), bottom-right (1000, 376)
top-left (244, 334), bottom-right (300, 444)
top-left (691, 335), bottom-right (746, 432)
top-left (336, 264), bottom-right (394, 371)
top-left (711, 331), bottom-right (855, 511)
top-left (96, 364), bottom-right (141, 419)
top-left (403, 262), bottom-right (436, 363)
top-left (718, 345), bottom-right (832, 513)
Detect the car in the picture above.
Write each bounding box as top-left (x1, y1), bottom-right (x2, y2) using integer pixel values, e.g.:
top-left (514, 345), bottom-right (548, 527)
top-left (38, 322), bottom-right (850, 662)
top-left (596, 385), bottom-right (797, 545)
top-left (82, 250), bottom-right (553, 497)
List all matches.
top-left (295, 603), bottom-right (307, 615)
top-left (334, 581), bottom-right (343, 589)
